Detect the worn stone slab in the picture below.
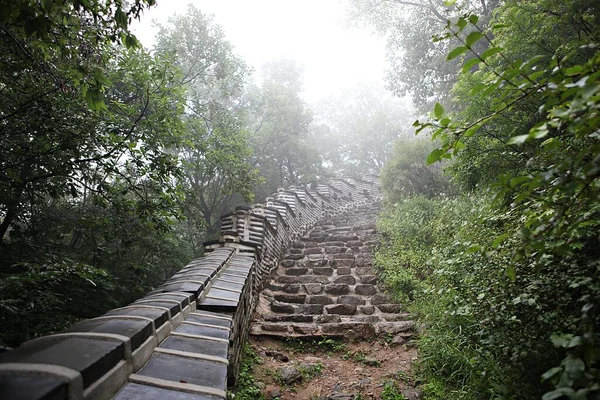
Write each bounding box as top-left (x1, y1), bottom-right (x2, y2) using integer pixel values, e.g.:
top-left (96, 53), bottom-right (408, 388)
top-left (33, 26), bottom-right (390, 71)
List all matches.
top-left (211, 280), bottom-right (244, 292)
top-left (270, 302), bottom-right (295, 314)
top-left (324, 284), bottom-right (350, 295)
top-left (159, 282), bottom-right (205, 297)
top-left (0, 337), bottom-right (123, 388)
top-left (262, 314), bottom-right (313, 323)
top-left (159, 336), bottom-right (228, 360)
top-left (336, 296), bottom-right (365, 305)
top-left (198, 298), bottom-right (238, 313)
top-left (64, 318), bottom-right (152, 352)
top-left (334, 275), bottom-right (356, 284)
top-left (186, 314), bottom-right (231, 329)
top-left (285, 267), bottom-right (308, 276)
top-left (325, 304), bottom-right (357, 315)
top-left (136, 353), bottom-right (227, 391)
top-left (0, 373), bottom-right (67, 400)
top-left (113, 382), bottom-right (219, 400)
top-left (142, 293), bottom-right (195, 308)
top-left (176, 323), bottom-right (229, 341)
top-left (104, 307), bottom-right (169, 329)
top-left (298, 275), bottom-right (329, 284)
top-left (205, 289), bottom-right (240, 302)
top-left (132, 301), bottom-right (180, 317)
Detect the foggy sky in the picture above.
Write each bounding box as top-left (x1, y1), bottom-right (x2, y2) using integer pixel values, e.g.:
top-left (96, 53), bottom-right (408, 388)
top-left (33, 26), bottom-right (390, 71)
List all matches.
top-left (131, 0), bottom-right (388, 103)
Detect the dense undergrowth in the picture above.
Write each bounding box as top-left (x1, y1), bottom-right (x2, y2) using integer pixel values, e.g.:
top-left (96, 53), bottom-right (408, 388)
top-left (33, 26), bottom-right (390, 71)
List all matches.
top-left (376, 1), bottom-right (600, 399)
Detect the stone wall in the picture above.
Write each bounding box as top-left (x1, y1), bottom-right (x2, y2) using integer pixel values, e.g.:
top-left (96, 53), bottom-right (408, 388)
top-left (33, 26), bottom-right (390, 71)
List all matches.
top-left (0, 176), bottom-right (381, 400)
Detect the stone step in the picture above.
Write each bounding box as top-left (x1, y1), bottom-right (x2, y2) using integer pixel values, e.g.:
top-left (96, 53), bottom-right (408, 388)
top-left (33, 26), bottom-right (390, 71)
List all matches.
top-left (249, 320), bottom-right (415, 339)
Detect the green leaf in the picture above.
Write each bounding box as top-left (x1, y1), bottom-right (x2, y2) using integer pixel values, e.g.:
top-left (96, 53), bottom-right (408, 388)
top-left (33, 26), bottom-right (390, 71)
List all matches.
top-left (542, 388), bottom-right (575, 400)
top-left (115, 8), bottom-right (127, 29)
top-left (480, 47), bottom-right (503, 61)
top-left (468, 15), bottom-right (479, 24)
top-left (582, 82), bottom-right (600, 100)
top-left (505, 266), bottom-right (516, 281)
top-left (434, 102), bottom-right (444, 119)
top-left (462, 57), bottom-right (480, 73)
top-left (565, 65), bottom-right (583, 76)
top-left (456, 18), bottom-right (467, 31)
top-left (427, 149), bottom-right (444, 164)
top-left (447, 46), bottom-right (468, 61)
top-left (507, 134), bottom-right (528, 145)
top-left (564, 357), bottom-right (585, 375)
top-left (492, 234), bottom-right (509, 248)
top-left (541, 367), bottom-right (562, 381)
top-left (466, 31), bottom-right (484, 48)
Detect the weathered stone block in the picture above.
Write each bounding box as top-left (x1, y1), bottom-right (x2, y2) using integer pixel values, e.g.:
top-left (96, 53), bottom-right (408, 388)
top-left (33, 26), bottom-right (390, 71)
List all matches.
top-left (282, 284), bottom-right (301, 293)
top-left (299, 275), bottom-right (329, 284)
top-left (286, 267), bottom-right (308, 276)
top-left (262, 323), bottom-right (289, 332)
top-left (333, 254), bottom-right (355, 260)
top-left (337, 295), bottom-right (365, 305)
top-left (263, 314), bottom-right (314, 323)
top-left (292, 241), bottom-right (305, 248)
top-left (305, 248), bottom-right (324, 255)
top-left (280, 260), bottom-right (296, 268)
top-left (370, 293), bottom-right (392, 305)
top-left (355, 267), bottom-right (374, 276)
top-left (355, 284), bottom-right (377, 295)
top-left (347, 240), bottom-right (363, 247)
top-left (334, 275), bottom-right (356, 285)
top-left (303, 258), bottom-right (327, 268)
top-left (382, 311), bottom-right (411, 321)
top-left (293, 325), bottom-right (318, 335)
top-left (271, 302), bottom-right (295, 314)
top-left (278, 276), bottom-right (300, 284)
top-left (358, 305), bottom-right (375, 315)
top-left (268, 283), bottom-right (284, 291)
top-left (360, 275), bottom-right (378, 284)
top-left (331, 259), bottom-right (355, 268)
top-left (274, 294), bottom-right (306, 304)
top-left (286, 254), bottom-right (304, 260)
top-left (337, 267), bottom-right (352, 275)
top-left (329, 235), bottom-right (357, 242)
top-left (308, 295), bottom-right (333, 305)
top-left (316, 314), bottom-right (341, 323)
top-left (314, 267), bottom-right (333, 276)
top-left (376, 304), bottom-right (403, 313)
top-left (326, 241), bottom-right (345, 247)
top-left (325, 304), bottom-right (357, 315)
top-left (289, 248), bottom-right (303, 255)
top-left (298, 304), bottom-right (323, 315)
top-left (375, 321), bottom-right (414, 334)
top-left (303, 283), bottom-right (323, 295)
top-left (324, 284), bottom-right (350, 295)
top-left (325, 246), bottom-right (342, 254)
top-left (354, 315), bottom-right (380, 323)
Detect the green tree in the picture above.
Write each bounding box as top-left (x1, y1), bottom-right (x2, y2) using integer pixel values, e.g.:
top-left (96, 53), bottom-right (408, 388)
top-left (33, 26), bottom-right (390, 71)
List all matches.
top-left (154, 5), bottom-right (260, 236)
top-left (246, 60), bottom-right (322, 198)
top-left (377, 0), bottom-right (600, 398)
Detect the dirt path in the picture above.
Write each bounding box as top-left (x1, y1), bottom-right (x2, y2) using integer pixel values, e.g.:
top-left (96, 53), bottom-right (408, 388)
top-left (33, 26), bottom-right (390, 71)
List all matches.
top-left (245, 335), bottom-right (420, 400)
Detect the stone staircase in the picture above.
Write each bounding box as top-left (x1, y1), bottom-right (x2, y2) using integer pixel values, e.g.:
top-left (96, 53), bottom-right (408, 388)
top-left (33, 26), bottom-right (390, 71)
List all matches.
top-left (251, 202), bottom-right (414, 340)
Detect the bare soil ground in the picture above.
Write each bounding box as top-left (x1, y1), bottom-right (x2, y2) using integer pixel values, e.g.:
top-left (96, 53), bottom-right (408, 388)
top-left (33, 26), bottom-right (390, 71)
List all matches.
top-left (248, 335), bottom-right (418, 400)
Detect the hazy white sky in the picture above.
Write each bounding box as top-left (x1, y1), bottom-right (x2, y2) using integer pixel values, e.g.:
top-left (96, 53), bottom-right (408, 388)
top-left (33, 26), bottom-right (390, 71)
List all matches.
top-left (131, 0), bottom-right (388, 103)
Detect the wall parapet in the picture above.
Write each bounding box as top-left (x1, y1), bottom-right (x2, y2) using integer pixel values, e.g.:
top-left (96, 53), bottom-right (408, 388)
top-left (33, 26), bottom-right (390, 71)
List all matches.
top-left (0, 176), bottom-right (381, 400)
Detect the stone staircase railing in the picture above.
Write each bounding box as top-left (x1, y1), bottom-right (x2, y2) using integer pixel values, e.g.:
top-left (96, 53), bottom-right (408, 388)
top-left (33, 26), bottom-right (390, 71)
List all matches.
top-left (0, 176), bottom-right (381, 400)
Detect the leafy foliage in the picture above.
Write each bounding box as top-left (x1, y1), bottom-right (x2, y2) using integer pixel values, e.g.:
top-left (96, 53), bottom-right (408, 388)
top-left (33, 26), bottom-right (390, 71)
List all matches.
top-left (377, 0), bottom-right (600, 398)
